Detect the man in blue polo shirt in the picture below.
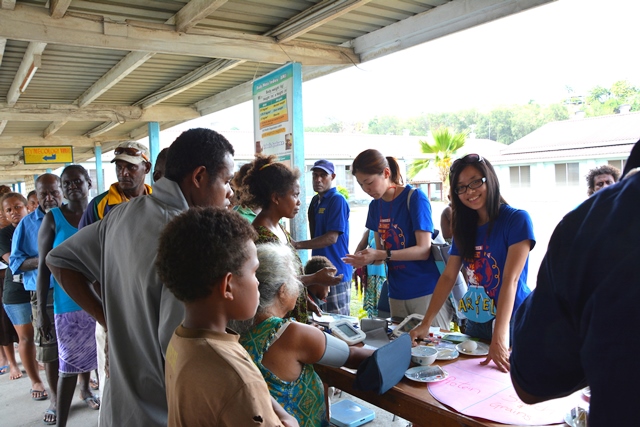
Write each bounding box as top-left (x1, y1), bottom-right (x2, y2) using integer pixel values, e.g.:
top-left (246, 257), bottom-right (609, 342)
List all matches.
top-left (10, 173), bottom-right (62, 423)
top-left (294, 160), bottom-right (352, 315)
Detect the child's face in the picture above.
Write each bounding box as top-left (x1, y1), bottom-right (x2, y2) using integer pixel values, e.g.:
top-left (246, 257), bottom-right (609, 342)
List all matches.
top-left (308, 284), bottom-right (329, 300)
top-left (230, 240), bottom-right (260, 320)
top-left (27, 195), bottom-right (39, 213)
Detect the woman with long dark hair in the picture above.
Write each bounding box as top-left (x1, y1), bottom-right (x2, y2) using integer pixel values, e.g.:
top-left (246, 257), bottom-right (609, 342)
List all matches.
top-left (343, 149), bottom-right (453, 328)
top-left (410, 154), bottom-right (535, 372)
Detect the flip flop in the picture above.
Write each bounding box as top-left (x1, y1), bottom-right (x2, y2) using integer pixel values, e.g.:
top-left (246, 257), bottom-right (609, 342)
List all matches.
top-left (0, 365), bottom-right (8, 375)
top-left (83, 394), bottom-right (100, 410)
top-left (89, 377), bottom-right (99, 390)
top-left (30, 388), bottom-right (49, 401)
top-left (43, 408), bottom-right (56, 425)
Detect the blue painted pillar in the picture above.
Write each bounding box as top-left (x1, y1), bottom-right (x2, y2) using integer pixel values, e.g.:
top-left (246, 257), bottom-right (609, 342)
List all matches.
top-left (46, 168), bottom-right (52, 173)
top-left (17, 182), bottom-right (23, 194)
top-left (148, 122), bottom-right (160, 183)
top-left (94, 144), bottom-right (104, 193)
top-left (33, 175), bottom-right (38, 186)
top-left (11, 183), bottom-right (16, 191)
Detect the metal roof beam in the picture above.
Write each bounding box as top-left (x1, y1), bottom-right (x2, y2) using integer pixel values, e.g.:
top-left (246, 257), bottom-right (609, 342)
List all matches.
top-left (353, 0), bottom-right (556, 62)
top-left (6, 41), bottom-right (46, 106)
top-left (1, 104), bottom-right (200, 122)
top-left (174, 0), bottom-right (228, 33)
top-left (266, 0), bottom-right (374, 43)
top-left (49, 0), bottom-right (71, 19)
top-left (0, 4), bottom-right (359, 66)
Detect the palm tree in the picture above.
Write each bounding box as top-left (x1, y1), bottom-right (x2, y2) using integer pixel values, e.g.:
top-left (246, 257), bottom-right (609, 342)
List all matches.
top-left (409, 127), bottom-right (468, 193)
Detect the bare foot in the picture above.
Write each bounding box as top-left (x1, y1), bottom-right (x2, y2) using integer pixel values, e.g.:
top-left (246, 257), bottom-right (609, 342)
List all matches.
top-left (9, 364), bottom-right (22, 380)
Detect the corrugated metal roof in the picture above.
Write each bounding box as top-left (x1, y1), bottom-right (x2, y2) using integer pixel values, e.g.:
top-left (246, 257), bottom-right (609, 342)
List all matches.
top-left (0, 0), bottom-right (556, 183)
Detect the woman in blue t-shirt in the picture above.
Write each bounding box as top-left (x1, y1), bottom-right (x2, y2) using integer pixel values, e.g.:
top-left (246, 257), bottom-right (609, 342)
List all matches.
top-left (343, 149), bottom-right (453, 329)
top-left (410, 154), bottom-right (535, 373)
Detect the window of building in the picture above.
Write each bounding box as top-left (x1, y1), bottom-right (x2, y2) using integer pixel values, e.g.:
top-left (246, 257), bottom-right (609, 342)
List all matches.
top-left (608, 159), bottom-right (625, 172)
top-left (555, 163), bottom-right (580, 185)
top-left (509, 166), bottom-right (531, 187)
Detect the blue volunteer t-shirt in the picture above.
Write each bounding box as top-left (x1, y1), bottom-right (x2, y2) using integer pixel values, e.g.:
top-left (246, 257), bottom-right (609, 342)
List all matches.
top-left (365, 185), bottom-right (440, 300)
top-left (451, 204), bottom-right (535, 322)
top-left (311, 187), bottom-right (352, 281)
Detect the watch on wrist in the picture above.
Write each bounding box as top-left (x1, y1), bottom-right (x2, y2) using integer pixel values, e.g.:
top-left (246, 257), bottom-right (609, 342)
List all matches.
top-left (385, 248), bottom-right (392, 261)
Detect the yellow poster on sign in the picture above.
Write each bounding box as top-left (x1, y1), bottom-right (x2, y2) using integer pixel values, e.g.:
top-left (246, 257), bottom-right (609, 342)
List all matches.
top-left (23, 146), bottom-right (74, 164)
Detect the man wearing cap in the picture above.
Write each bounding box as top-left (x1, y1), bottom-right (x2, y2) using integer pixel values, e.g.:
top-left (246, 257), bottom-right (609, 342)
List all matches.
top-left (77, 141), bottom-right (151, 407)
top-left (293, 160), bottom-right (352, 315)
top-left (79, 141), bottom-right (152, 228)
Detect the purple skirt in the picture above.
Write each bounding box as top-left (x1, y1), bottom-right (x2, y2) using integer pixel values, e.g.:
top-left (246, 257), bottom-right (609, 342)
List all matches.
top-left (54, 311), bottom-right (98, 374)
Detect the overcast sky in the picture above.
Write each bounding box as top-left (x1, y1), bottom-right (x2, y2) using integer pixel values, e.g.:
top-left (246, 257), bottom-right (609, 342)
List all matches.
top-left (196, 0), bottom-right (639, 130)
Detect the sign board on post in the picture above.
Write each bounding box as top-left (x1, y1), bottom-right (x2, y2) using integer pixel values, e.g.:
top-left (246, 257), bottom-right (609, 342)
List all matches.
top-left (252, 63), bottom-right (307, 256)
top-left (23, 146), bottom-right (73, 164)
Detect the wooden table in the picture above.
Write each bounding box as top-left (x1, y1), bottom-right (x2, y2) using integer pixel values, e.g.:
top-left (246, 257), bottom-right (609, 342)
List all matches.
top-left (315, 359), bottom-right (564, 427)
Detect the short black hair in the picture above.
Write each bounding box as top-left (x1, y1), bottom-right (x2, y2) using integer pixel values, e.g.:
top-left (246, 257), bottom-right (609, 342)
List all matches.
top-left (164, 128), bottom-right (235, 183)
top-left (156, 207), bottom-right (257, 303)
top-left (61, 165), bottom-right (91, 182)
top-left (304, 256), bottom-right (334, 275)
top-left (27, 190), bottom-right (37, 199)
top-left (1, 192), bottom-right (27, 206)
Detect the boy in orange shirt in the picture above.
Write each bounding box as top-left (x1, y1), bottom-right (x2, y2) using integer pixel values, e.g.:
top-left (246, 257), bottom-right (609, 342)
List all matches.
top-left (156, 207), bottom-right (298, 427)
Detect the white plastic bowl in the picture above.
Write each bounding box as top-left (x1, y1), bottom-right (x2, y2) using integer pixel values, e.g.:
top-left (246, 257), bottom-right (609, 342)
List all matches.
top-left (411, 346), bottom-right (438, 366)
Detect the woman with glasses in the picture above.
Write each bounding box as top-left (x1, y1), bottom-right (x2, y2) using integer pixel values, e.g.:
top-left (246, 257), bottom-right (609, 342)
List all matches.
top-left (410, 154), bottom-right (535, 373)
top-left (343, 149), bottom-right (453, 328)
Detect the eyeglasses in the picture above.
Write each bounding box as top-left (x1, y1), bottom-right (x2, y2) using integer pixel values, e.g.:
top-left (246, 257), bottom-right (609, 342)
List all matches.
top-left (450, 154), bottom-right (484, 173)
top-left (454, 177), bottom-right (486, 194)
top-left (114, 147), bottom-right (149, 162)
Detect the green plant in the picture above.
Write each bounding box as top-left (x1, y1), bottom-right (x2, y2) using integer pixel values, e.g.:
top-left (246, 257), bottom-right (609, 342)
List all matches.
top-left (337, 185), bottom-right (349, 200)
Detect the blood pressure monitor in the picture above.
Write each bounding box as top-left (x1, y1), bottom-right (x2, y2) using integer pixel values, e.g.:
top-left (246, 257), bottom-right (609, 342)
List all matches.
top-left (392, 314), bottom-right (424, 338)
top-left (329, 320), bottom-right (366, 345)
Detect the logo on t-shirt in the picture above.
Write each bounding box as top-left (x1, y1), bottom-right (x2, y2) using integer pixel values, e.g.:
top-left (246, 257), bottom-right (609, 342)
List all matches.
top-left (458, 244), bottom-right (500, 322)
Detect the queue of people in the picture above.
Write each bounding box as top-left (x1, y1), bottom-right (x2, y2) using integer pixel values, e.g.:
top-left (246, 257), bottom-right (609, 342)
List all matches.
top-left (0, 127), bottom-right (635, 427)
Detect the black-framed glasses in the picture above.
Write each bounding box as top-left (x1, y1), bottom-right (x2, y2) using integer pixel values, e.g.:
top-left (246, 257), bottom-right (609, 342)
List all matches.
top-left (450, 154), bottom-right (484, 173)
top-left (454, 177), bottom-right (486, 194)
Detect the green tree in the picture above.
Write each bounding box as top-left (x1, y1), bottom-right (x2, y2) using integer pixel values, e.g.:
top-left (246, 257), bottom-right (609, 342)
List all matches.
top-left (409, 127), bottom-right (467, 192)
top-left (366, 115), bottom-right (405, 135)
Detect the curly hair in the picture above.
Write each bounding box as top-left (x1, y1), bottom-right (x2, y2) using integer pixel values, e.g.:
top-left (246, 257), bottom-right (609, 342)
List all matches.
top-left (156, 207), bottom-right (257, 303)
top-left (164, 128), bottom-right (234, 183)
top-left (586, 165), bottom-right (620, 196)
top-left (242, 154), bottom-right (301, 209)
top-left (304, 255), bottom-right (334, 275)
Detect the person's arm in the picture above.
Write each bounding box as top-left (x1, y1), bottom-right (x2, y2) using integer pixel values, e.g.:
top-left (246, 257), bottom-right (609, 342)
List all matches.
top-left (355, 229), bottom-right (369, 253)
top-left (48, 264), bottom-right (106, 329)
top-left (409, 255), bottom-right (463, 343)
top-left (481, 239), bottom-right (531, 373)
top-left (343, 230), bottom-right (433, 268)
top-left (288, 322), bottom-right (373, 369)
top-left (292, 231), bottom-right (339, 250)
top-left (270, 397), bottom-right (299, 427)
top-left (299, 267), bottom-right (342, 287)
top-left (36, 212), bottom-right (56, 338)
top-left (9, 221), bottom-right (38, 273)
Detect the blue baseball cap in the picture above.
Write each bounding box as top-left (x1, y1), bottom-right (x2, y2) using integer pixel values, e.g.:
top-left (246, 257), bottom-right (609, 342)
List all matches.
top-left (312, 159), bottom-right (334, 175)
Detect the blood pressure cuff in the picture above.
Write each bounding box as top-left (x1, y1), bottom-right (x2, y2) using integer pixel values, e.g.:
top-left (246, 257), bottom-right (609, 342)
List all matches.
top-left (317, 332), bottom-right (350, 368)
top-left (353, 333), bottom-right (411, 395)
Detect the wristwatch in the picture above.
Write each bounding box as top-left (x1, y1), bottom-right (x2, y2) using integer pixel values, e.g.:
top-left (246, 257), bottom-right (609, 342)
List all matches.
top-left (385, 248), bottom-right (392, 261)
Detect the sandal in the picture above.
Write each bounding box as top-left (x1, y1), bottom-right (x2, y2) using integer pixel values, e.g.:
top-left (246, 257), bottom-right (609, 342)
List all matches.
top-left (43, 408), bottom-right (56, 425)
top-left (83, 394), bottom-right (100, 410)
top-left (30, 388), bottom-right (49, 401)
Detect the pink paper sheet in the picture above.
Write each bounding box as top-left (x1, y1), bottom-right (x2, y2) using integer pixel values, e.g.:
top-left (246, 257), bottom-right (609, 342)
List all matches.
top-left (427, 358), bottom-right (584, 425)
